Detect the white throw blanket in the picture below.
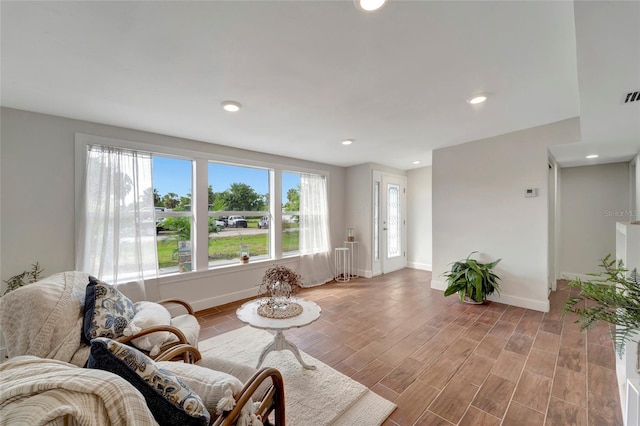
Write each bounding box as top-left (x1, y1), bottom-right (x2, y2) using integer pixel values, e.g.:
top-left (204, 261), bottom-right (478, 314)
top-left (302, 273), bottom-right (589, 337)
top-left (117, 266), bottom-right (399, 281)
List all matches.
top-left (0, 356), bottom-right (158, 426)
top-left (0, 271), bottom-right (91, 366)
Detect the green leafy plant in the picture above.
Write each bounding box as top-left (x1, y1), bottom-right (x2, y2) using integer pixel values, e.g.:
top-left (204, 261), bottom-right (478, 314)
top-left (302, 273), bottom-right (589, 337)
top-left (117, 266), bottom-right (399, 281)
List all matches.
top-left (2, 262), bottom-right (44, 296)
top-left (563, 254), bottom-right (640, 357)
top-left (442, 252), bottom-right (501, 303)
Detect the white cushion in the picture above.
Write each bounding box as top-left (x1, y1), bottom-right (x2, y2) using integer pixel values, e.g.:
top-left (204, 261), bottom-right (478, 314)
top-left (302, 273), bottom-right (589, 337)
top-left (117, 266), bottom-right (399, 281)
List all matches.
top-left (123, 301), bottom-right (172, 356)
top-left (157, 361), bottom-right (244, 416)
top-left (196, 356), bottom-right (271, 402)
top-left (170, 313), bottom-right (200, 347)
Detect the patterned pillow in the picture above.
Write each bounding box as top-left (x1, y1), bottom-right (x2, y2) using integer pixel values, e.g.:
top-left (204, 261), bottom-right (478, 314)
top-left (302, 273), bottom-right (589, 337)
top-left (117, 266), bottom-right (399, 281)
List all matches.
top-left (87, 337), bottom-right (210, 426)
top-left (82, 276), bottom-right (135, 343)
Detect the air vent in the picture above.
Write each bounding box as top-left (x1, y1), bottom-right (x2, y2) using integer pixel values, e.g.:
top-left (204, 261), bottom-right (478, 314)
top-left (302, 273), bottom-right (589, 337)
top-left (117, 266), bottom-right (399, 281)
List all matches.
top-left (624, 91), bottom-right (640, 103)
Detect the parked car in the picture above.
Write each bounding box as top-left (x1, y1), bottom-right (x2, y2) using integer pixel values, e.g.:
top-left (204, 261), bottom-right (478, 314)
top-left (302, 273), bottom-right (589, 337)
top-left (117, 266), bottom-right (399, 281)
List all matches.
top-left (227, 215), bottom-right (248, 228)
top-left (209, 218), bottom-right (225, 232)
top-left (155, 207), bottom-right (166, 234)
top-left (257, 215), bottom-right (269, 229)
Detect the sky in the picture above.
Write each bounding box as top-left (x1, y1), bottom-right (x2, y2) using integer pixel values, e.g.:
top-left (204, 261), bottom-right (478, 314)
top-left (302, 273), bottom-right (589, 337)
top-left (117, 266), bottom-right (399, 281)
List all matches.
top-left (152, 157), bottom-right (300, 199)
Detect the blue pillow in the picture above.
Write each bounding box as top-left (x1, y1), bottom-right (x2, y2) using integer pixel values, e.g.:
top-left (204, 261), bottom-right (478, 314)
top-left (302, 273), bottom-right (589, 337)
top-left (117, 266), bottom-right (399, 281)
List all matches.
top-left (82, 276), bottom-right (135, 343)
top-left (87, 337), bottom-right (210, 426)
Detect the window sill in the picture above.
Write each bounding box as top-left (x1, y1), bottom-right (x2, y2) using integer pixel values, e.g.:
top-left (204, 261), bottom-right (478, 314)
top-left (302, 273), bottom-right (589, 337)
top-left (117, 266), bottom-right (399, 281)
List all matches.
top-left (156, 256), bottom-right (300, 286)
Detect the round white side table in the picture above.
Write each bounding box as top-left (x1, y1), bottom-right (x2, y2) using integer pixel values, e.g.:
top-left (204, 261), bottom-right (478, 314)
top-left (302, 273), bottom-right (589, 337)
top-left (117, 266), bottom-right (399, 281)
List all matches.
top-left (236, 297), bottom-right (322, 370)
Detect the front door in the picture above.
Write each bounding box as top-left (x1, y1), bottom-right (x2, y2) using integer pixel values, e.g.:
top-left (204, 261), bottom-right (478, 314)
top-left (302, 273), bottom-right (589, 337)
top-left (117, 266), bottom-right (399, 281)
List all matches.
top-left (381, 174), bottom-right (406, 273)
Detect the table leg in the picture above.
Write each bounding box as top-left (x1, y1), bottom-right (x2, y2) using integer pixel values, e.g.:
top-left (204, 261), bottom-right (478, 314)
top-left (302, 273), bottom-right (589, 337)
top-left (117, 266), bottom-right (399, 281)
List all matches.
top-left (256, 330), bottom-right (317, 370)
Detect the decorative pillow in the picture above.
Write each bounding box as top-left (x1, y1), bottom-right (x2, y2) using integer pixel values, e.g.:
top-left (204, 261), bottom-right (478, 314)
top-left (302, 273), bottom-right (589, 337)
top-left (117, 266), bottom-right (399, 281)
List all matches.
top-left (87, 337), bottom-right (210, 426)
top-left (82, 276), bottom-right (135, 343)
top-left (124, 301), bottom-right (173, 356)
top-left (157, 361), bottom-right (243, 415)
top-left (158, 361), bottom-right (263, 425)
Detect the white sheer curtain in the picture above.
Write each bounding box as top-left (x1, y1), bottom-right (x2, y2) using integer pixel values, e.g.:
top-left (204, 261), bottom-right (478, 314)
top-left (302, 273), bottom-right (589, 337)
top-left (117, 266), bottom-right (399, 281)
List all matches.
top-left (298, 173), bottom-right (333, 287)
top-left (76, 145), bottom-right (158, 285)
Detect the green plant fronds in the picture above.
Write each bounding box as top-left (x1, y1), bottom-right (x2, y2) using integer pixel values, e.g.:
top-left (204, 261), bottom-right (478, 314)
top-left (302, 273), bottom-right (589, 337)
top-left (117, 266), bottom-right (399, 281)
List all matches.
top-left (2, 262), bottom-right (44, 296)
top-left (563, 254), bottom-right (640, 357)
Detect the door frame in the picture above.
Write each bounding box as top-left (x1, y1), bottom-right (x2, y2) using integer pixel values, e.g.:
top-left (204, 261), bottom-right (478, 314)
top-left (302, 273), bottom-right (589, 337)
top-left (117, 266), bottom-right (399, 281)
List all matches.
top-left (372, 171), bottom-right (407, 275)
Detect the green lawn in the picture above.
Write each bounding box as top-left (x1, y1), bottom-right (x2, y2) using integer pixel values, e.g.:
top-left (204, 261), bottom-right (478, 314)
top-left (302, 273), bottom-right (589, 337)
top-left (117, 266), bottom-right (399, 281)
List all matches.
top-left (157, 230), bottom-right (300, 268)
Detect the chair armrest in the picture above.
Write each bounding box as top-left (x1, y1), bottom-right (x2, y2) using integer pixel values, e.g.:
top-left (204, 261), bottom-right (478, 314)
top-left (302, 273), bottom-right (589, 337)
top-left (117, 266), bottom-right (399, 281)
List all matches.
top-left (115, 325), bottom-right (189, 353)
top-left (213, 367), bottom-right (285, 426)
top-left (157, 299), bottom-right (195, 316)
top-left (155, 344), bottom-right (202, 363)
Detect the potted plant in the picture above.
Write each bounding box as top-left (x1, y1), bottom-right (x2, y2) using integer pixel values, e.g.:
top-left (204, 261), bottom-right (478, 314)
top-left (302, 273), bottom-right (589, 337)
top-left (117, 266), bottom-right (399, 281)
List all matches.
top-left (2, 262), bottom-right (43, 296)
top-left (442, 252), bottom-right (501, 304)
top-left (563, 254), bottom-right (640, 357)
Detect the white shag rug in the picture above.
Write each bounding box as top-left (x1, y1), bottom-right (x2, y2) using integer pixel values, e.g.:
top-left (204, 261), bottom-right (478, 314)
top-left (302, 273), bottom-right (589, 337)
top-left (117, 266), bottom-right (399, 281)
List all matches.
top-left (199, 326), bottom-right (396, 426)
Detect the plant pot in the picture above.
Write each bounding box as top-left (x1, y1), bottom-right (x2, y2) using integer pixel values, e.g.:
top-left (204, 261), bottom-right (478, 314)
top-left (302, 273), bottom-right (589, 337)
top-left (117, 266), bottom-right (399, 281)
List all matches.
top-left (463, 296), bottom-right (484, 305)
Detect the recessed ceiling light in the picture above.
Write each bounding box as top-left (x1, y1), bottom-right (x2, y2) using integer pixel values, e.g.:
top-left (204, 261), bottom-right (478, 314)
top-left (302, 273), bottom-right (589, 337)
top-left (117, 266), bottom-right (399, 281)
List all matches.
top-left (586, 154), bottom-right (599, 159)
top-left (354, 0), bottom-right (387, 12)
top-left (412, 160), bottom-right (421, 165)
top-left (342, 139), bottom-right (354, 146)
top-left (467, 95), bottom-right (488, 105)
top-left (221, 100), bottom-right (241, 112)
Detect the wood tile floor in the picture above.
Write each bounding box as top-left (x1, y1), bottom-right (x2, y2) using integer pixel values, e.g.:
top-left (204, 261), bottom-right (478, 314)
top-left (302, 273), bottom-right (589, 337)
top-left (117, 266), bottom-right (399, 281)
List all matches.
top-left (195, 268), bottom-right (623, 426)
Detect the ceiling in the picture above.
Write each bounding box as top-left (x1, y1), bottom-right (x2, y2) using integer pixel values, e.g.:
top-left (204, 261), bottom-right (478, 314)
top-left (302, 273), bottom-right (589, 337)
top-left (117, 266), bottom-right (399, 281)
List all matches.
top-left (1, 1), bottom-right (638, 170)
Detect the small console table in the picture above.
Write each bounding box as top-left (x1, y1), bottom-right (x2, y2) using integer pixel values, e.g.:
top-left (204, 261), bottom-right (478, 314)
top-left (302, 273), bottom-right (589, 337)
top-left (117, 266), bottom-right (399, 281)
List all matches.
top-left (344, 241), bottom-right (358, 278)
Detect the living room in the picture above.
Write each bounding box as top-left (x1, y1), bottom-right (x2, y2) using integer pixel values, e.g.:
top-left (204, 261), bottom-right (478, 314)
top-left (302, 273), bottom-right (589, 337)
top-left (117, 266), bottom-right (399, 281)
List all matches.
top-left (1, 1), bottom-right (639, 425)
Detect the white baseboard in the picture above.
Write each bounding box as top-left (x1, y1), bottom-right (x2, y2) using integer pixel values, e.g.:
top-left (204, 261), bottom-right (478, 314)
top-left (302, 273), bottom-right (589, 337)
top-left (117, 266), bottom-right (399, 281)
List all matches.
top-left (407, 262), bottom-right (432, 271)
top-left (486, 293), bottom-right (550, 313)
top-left (431, 279), bottom-right (447, 291)
top-left (357, 269), bottom-right (374, 278)
top-left (190, 287), bottom-right (258, 312)
top-left (560, 272), bottom-right (596, 282)
top-left (430, 279), bottom-right (550, 312)
top-left (191, 270), bottom-right (382, 312)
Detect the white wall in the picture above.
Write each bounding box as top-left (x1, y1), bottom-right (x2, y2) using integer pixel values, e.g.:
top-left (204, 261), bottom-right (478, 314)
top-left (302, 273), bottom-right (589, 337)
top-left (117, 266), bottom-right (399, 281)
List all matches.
top-left (0, 107), bottom-right (346, 310)
top-left (559, 162), bottom-right (630, 276)
top-left (345, 163), bottom-right (407, 277)
top-left (432, 118), bottom-right (581, 312)
top-left (633, 154), bottom-right (639, 221)
top-left (407, 166), bottom-right (432, 270)
top-left (0, 111), bottom-right (3, 357)
top-left (345, 164), bottom-right (373, 277)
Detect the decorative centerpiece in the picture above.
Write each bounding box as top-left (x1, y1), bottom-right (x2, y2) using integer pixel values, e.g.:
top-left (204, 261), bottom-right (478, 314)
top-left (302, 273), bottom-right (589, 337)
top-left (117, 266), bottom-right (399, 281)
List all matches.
top-left (240, 244), bottom-right (250, 264)
top-left (257, 265), bottom-right (303, 319)
top-left (347, 227), bottom-right (356, 242)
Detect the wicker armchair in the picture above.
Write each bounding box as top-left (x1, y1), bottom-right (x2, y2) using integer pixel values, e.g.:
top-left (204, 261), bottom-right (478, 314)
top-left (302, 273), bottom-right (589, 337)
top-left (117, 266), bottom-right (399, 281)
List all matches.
top-left (157, 344), bottom-right (286, 425)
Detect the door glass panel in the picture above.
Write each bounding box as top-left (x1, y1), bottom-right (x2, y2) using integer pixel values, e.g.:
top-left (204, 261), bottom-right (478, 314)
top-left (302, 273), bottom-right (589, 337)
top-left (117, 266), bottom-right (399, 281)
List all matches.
top-left (387, 183), bottom-right (400, 258)
top-left (374, 181), bottom-right (380, 261)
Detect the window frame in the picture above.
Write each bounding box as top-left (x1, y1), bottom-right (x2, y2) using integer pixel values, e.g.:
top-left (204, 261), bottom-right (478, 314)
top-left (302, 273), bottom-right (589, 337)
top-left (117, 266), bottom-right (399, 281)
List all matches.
top-left (206, 160), bottom-right (272, 267)
top-left (75, 133), bottom-right (330, 283)
top-left (281, 170), bottom-right (302, 257)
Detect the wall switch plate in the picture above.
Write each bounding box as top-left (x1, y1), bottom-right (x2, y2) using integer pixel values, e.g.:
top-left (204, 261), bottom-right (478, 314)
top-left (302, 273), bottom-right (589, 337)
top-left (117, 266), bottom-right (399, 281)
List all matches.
top-left (525, 188), bottom-right (538, 197)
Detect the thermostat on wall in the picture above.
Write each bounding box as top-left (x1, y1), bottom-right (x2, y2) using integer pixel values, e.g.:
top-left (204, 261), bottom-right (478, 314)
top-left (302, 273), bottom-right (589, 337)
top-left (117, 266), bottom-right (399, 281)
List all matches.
top-left (524, 188), bottom-right (538, 198)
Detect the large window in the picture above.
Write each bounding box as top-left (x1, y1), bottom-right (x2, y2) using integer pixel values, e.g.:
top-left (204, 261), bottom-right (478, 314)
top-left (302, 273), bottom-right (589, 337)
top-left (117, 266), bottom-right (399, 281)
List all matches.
top-left (77, 134), bottom-right (330, 281)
